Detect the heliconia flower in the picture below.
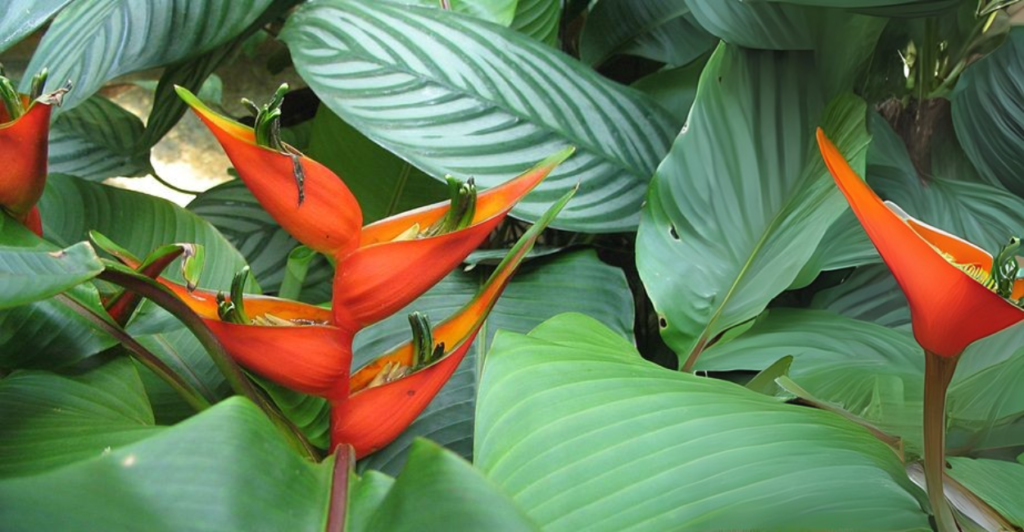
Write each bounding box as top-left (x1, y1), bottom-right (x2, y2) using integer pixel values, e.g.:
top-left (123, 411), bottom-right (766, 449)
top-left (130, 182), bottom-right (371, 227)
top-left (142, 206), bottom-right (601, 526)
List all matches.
top-left (163, 281), bottom-right (355, 400)
top-left (330, 148), bottom-right (574, 332)
top-left (176, 86), bottom-right (364, 258)
top-left (177, 84), bottom-right (573, 333)
top-left (0, 70), bottom-right (66, 236)
top-left (817, 128), bottom-right (1024, 357)
top-left (331, 187), bottom-right (576, 458)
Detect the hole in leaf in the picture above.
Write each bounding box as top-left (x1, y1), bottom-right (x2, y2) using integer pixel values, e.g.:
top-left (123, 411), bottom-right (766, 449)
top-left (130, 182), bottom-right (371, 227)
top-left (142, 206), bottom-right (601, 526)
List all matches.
top-left (669, 224), bottom-right (680, 240)
top-left (658, 316), bottom-right (668, 329)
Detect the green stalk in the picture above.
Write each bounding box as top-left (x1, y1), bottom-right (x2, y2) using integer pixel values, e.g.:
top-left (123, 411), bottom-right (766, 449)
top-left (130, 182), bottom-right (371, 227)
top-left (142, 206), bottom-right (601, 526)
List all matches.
top-left (923, 351), bottom-right (960, 532)
top-left (55, 293), bottom-right (212, 412)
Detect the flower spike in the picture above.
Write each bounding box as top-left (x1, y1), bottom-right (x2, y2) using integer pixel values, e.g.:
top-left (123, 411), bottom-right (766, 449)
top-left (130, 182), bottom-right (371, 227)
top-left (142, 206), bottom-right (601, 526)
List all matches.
top-left (331, 185), bottom-right (578, 458)
top-left (331, 148), bottom-right (575, 332)
top-left (817, 128), bottom-right (1024, 357)
top-left (176, 86), bottom-right (363, 257)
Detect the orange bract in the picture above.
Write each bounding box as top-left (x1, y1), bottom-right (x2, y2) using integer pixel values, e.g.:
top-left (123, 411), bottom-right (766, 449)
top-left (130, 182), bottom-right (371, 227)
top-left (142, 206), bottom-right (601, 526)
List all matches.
top-left (816, 128), bottom-right (1024, 357)
top-left (0, 99), bottom-right (54, 235)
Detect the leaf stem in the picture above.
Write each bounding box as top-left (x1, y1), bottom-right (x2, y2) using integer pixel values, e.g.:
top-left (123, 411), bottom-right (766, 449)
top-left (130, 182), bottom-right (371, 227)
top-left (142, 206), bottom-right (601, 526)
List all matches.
top-left (98, 267), bottom-right (321, 461)
top-left (55, 292), bottom-right (212, 412)
top-left (923, 350), bottom-right (960, 532)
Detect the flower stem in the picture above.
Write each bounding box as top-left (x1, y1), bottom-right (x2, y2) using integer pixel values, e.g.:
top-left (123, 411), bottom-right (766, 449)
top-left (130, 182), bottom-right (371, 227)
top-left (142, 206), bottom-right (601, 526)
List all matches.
top-left (923, 350), bottom-right (960, 532)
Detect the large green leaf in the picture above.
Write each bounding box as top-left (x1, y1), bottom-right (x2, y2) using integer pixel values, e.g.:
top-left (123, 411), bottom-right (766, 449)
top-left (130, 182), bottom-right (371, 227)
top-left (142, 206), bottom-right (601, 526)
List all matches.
top-left (0, 357), bottom-right (159, 478)
top-left (953, 29), bottom-right (1024, 195)
top-left (510, 0), bottom-right (561, 45)
top-left (759, 0), bottom-right (960, 16)
top-left (39, 173), bottom-right (248, 290)
top-left (637, 43), bottom-right (870, 363)
top-left (685, 0), bottom-right (816, 50)
top-left (580, 0), bottom-right (715, 68)
top-left (21, 0), bottom-right (274, 112)
top-left (869, 112), bottom-right (1024, 253)
top-left (306, 106), bottom-right (448, 225)
top-left (699, 308), bottom-right (925, 452)
top-left (0, 241), bottom-right (102, 310)
top-left (0, 283), bottom-right (116, 369)
top-left (354, 249), bottom-right (635, 475)
top-left (187, 180), bottom-right (332, 297)
top-left (0, 397), bottom-right (332, 531)
top-left (631, 57), bottom-right (707, 124)
top-left (700, 308), bottom-right (1024, 454)
top-left (357, 440), bottom-right (537, 531)
top-left (48, 95), bottom-right (151, 181)
top-left (282, 0), bottom-right (677, 232)
top-left (810, 264), bottom-right (911, 328)
top-left (947, 457), bottom-right (1024, 527)
top-left (0, 0), bottom-right (73, 53)
top-left (475, 313), bottom-right (929, 530)
top-left (132, 325), bottom-right (231, 424)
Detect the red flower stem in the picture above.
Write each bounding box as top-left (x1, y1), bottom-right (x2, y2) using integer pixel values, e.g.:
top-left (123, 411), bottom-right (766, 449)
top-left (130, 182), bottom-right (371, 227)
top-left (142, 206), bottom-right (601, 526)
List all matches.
top-left (326, 444), bottom-right (352, 532)
top-left (923, 350), bottom-right (960, 532)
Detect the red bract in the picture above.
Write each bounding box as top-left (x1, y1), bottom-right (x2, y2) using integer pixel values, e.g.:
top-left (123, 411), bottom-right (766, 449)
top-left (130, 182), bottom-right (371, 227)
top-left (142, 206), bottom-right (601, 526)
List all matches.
top-left (817, 128), bottom-right (1024, 357)
top-left (162, 87), bottom-right (575, 456)
top-left (0, 93), bottom-right (56, 236)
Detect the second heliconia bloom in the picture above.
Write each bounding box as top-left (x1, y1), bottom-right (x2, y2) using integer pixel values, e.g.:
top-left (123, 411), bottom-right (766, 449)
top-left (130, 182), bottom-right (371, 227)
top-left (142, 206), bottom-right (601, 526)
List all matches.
top-left (816, 128), bottom-right (1024, 357)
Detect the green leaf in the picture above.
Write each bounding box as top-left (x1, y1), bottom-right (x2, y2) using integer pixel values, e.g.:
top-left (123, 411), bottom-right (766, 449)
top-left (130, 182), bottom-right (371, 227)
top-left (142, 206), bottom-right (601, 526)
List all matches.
top-left (21, 0), bottom-right (274, 112)
top-left (0, 241), bottom-right (102, 310)
top-left (40, 173), bottom-right (248, 290)
top-left (48, 95), bottom-right (151, 181)
top-left (580, 0), bottom-right (715, 68)
top-left (306, 106), bottom-right (448, 225)
top-left (637, 43), bottom-right (870, 364)
top-left (947, 458), bottom-right (1024, 527)
top-left (631, 57), bottom-right (707, 123)
top-left (475, 313), bottom-right (930, 531)
top-left (954, 29), bottom-right (1024, 196)
top-left (282, 0), bottom-right (677, 232)
top-left (187, 180), bottom-right (332, 298)
top-left (359, 440), bottom-right (537, 531)
top-left (354, 249), bottom-right (635, 475)
top-left (810, 264), bottom-right (911, 328)
top-left (0, 0), bottom-right (73, 53)
top-left (348, 471), bottom-right (396, 532)
top-left (699, 308), bottom-right (925, 452)
top-left (0, 283), bottom-right (117, 369)
top-left (510, 0), bottom-right (561, 45)
top-left (404, 0), bottom-right (518, 26)
top-left (685, 0), bottom-right (816, 50)
top-left (794, 209), bottom-right (877, 289)
top-left (761, 0), bottom-right (962, 17)
top-left (869, 112), bottom-right (1024, 252)
top-left (0, 397), bottom-right (332, 531)
top-left (0, 357), bottom-right (159, 478)
top-left (132, 325), bottom-right (230, 424)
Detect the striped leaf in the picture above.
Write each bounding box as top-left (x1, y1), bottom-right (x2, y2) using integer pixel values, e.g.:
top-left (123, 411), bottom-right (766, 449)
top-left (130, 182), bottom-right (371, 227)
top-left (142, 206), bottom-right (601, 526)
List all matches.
top-left (281, 0), bottom-right (677, 232)
top-left (685, 0), bottom-right (815, 50)
top-left (21, 0), bottom-right (273, 112)
top-left (0, 242), bottom-right (102, 311)
top-left (0, 0), bottom-right (73, 53)
top-left (48, 96), bottom-right (151, 181)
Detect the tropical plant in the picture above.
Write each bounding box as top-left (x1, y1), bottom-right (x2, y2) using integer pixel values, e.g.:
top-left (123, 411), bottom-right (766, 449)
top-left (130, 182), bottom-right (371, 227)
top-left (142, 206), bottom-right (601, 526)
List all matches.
top-left (2, 0), bottom-right (1024, 530)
